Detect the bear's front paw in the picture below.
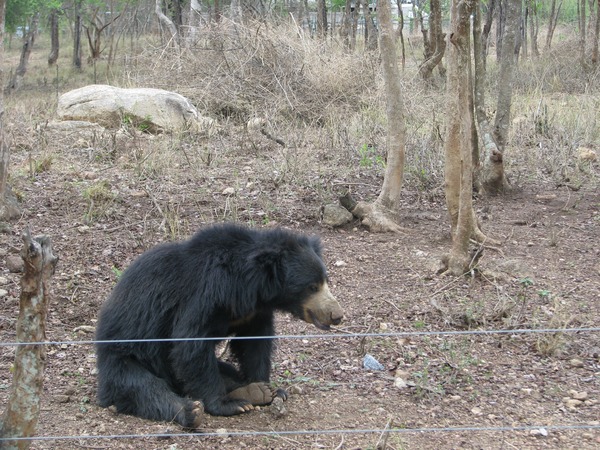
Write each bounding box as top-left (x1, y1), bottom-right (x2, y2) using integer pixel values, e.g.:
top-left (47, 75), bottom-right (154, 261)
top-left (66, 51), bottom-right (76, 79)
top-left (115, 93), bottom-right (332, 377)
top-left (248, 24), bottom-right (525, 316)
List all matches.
top-left (228, 382), bottom-right (277, 406)
top-left (181, 400), bottom-right (204, 429)
top-left (205, 398), bottom-right (254, 416)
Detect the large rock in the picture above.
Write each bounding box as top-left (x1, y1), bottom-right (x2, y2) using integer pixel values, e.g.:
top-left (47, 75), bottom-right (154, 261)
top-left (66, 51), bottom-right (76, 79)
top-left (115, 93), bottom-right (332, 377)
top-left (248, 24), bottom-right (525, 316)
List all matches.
top-left (57, 85), bottom-right (212, 133)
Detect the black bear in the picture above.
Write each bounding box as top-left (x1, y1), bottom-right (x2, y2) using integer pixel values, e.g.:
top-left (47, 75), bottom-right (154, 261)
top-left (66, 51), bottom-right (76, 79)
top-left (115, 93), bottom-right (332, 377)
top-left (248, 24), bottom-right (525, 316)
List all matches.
top-left (95, 224), bottom-right (343, 428)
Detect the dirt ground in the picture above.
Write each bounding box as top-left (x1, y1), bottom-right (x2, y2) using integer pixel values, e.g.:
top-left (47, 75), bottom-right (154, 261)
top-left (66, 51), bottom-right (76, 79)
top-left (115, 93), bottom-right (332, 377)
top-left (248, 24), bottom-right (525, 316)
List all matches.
top-left (0, 112), bottom-right (599, 450)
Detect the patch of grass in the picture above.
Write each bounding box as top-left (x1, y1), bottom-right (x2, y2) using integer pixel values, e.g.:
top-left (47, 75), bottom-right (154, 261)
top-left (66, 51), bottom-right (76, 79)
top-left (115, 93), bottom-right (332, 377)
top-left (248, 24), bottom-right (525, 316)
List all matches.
top-left (82, 180), bottom-right (117, 223)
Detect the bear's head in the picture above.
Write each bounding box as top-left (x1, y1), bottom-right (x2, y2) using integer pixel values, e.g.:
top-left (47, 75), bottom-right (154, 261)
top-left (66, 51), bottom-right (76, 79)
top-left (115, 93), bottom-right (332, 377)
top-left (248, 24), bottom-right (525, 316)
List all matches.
top-left (252, 232), bottom-right (343, 330)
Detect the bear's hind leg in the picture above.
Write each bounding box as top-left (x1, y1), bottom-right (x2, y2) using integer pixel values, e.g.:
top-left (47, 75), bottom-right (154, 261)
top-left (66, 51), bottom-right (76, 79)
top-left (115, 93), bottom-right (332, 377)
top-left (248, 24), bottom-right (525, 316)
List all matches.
top-left (97, 353), bottom-right (202, 428)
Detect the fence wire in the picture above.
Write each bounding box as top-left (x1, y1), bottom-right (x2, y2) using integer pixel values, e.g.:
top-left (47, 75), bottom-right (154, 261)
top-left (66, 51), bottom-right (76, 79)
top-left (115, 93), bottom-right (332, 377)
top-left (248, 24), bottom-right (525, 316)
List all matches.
top-left (1, 326), bottom-right (598, 444)
top-left (1, 424), bottom-right (599, 443)
top-left (1, 326), bottom-right (599, 347)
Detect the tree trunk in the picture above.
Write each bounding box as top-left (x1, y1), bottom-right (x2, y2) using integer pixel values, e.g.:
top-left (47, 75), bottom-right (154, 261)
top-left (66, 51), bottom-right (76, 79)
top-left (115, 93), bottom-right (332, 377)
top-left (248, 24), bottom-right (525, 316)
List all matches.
top-left (528, 0), bottom-right (539, 57)
top-left (545, 0), bottom-right (562, 51)
top-left (48, 9), bottom-right (60, 66)
top-left (6, 14), bottom-right (39, 93)
top-left (73, 0), bottom-right (83, 69)
top-left (0, 0), bottom-right (19, 221)
top-left (316, 0), bottom-right (327, 38)
top-left (578, 0), bottom-right (587, 68)
top-left (443, 0), bottom-right (496, 276)
top-left (419, 0), bottom-right (446, 81)
top-left (481, 0), bottom-right (496, 70)
top-left (592, 0), bottom-right (600, 66)
top-left (492, 0), bottom-right (519, 152)
top-left (0, 229), bottom-right (58, 449)
top-left (363, 0), bottom-right (378, 50)
top-left (156, 0), bottom-right (180, 48)
top-left (341, 0), bottom-right (353, 49)
top-left (396, 0), bottom-right (406, 69)
top-left (341, 0), bottom-right (406, 233)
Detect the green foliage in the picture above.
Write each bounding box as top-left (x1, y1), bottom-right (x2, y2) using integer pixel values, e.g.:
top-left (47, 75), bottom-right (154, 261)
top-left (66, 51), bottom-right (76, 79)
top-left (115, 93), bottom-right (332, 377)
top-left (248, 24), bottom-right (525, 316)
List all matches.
top-left (358, 143), bottom-right (385, 169)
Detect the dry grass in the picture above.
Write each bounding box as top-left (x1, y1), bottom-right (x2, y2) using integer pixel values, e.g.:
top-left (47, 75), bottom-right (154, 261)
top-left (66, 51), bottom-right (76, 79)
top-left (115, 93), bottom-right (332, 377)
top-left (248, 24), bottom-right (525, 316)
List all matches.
top-left (2, 21), bottom-right (598, 200)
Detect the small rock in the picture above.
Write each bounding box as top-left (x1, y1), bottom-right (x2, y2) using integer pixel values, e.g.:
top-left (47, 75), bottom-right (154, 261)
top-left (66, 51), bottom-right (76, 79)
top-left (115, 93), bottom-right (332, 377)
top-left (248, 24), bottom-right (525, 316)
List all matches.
top-left (563, 398), bottom-right (583, 408)
top-left (362, 354), bottom-right (385, 371)
top-left (530, 428), bottom-right (548, 437)
top-left (577, 147), bottom-right (597, 162)
top-left (222, 187), bottom-right (235, 196)
top-left (471, 407), bottom-right (483, 415)
top-left (379, 322), bottom-right (388, 331)
top-left (77, 226), bottom-right (91, 234)
top-left (394, 377), bottom-right (408, 389)
top-left (321, 204), bottom-right (353, 228)
top-left (571, 391), bottom-right (588, 401)
top-left (5, 256), bottom-right (23, 273)
top-left (215, 428), bottom-right (228, 435)
top-left (74, 325), bottom-right (96, 334)
top-left (0, 276), bottom-right (8, 284)
top-left (55, 395), bottom-right (70, 403)
top-left (270, 396), bottom-right (287, 418)
top-left (569, 358), bottom-right (584, 368)
top-left (288, 385), bottom-right (303, 396)
top-left (0, 289), bottom-right (8, 298)
top-left (333, 260), bottom-right (347, 267)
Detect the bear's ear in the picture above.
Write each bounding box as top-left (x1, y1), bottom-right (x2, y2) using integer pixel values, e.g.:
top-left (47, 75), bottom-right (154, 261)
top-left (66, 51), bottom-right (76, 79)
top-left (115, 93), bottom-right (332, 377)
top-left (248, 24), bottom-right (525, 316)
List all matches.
top-left (308, 236), bottom-right (322, 258)
top-left (247, 248), bottom-right (284, 301)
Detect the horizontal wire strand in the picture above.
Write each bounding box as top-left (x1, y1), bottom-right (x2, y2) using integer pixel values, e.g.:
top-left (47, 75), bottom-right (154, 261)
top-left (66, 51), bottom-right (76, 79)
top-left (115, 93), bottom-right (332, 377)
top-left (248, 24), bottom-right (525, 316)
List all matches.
top-left (0, 327), bottom-right (598, 347)
top-left (1, 424), bottom-right (599, 442)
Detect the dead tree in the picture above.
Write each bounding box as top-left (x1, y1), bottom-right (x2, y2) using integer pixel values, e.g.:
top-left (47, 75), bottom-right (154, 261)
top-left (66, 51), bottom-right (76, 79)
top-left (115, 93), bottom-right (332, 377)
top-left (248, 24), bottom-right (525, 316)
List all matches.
top-left (0, 229), bottom-right (58, 449)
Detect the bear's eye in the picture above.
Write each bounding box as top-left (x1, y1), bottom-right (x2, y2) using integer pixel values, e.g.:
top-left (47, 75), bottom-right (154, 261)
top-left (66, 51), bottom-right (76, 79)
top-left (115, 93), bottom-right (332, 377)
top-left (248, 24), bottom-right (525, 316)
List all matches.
top-left (309, 283), bottom-right (319, 293)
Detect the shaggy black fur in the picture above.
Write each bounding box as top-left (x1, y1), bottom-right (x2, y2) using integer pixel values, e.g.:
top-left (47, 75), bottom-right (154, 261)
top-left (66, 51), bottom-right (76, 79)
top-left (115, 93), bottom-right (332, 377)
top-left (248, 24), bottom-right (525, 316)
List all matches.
top-left (95, 224), bottom-right (334, 427)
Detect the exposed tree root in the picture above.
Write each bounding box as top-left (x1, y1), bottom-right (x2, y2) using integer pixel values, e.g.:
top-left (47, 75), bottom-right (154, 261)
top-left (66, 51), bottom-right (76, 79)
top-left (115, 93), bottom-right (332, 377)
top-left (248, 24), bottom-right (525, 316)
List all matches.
top-left (339, 193), bottom-right (409, 233)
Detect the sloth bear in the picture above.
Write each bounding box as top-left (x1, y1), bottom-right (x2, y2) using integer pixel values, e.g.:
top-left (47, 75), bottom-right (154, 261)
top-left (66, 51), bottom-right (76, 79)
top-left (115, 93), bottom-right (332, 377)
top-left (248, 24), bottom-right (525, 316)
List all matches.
top-left (95, 224), bottom-right (343, 428)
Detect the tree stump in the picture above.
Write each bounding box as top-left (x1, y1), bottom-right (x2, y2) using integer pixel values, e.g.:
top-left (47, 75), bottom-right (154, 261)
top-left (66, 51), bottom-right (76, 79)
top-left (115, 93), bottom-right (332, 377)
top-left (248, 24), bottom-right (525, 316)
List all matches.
top-left (1, 229), bottom-right (58, 450)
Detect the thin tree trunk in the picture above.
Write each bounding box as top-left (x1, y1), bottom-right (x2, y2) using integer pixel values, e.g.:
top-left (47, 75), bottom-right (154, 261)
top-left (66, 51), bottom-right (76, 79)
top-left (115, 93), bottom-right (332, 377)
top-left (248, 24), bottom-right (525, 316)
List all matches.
top-left (396, 0), bottom-right (406, 69)
top-left (363, 0), bottom-right (378, 50)
top-left (528, 0), bottom-right (539, 57)
top-left (592, 0), bottom-right (600, 65)
top-left (340, 0), bottom-right (407, 233)
top-left (444, 0), bottom-right (496, 276)
top-left (481, 0), bottom-right (496, 70)
top-left (578, 0), bottom-right (587, 67)
top-left (0, 229), bottom-right (58, 449)
top-left (419, 0), bottom-right (446, 81)
top-left (545, 0), bottom-right (562, 51)
top-left (48, 9), bottom-right (60, 66)
top-left (156, 0), bottom-right (180, 47)
top-left (0, 0), bottom-right (19, 221)
top-left (6, 14), bottom-right (39, 92)
top-left (316, 0), bottom-right (327, 38)
top-left (73, 1), bottom-right (83, 69)
top-left (493, 0), bottom-right (519, 152)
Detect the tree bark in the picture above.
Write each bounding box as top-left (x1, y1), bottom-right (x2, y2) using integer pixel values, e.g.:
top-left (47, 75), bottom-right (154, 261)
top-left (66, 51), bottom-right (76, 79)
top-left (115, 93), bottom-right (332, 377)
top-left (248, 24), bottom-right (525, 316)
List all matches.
top-left (156, 0), bottom-right (180, 47)
top-left (6, 14), bottom-right (39, 93)
top-left (362, 0), bottom-right (378, 50)
top-left (590, 0), bottom-right (600, 66)
top-left (48, 9), bottom-right (60, 66)
top-left (545, 0), bottom-right (562, 51)
top-left (73, 0), bottom-right (83, 69)
top-left (481, 0), bottom-right (496, 70)
top-left (0, 0), bottom-right (19, 222)
top-left (341, 0), bottom-right (406, 233)
top-left (444, 0), bottom-right (497, 276)
top-left (316, 0), bottom-right (327, 39)
top-left (0, 229), bottom-right (58, 449)
top-left (528, 0), bottom-right (539, 57)
top-left (419, 0), bottom-right (446, 81)
top-left (492, 0), bottom-right (519, 152)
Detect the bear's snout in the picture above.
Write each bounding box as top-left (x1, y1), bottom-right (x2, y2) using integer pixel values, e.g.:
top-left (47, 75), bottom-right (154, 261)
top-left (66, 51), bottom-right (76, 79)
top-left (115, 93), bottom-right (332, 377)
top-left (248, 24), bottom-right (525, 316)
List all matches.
top-left (302, 282), bottom-right (343, 330)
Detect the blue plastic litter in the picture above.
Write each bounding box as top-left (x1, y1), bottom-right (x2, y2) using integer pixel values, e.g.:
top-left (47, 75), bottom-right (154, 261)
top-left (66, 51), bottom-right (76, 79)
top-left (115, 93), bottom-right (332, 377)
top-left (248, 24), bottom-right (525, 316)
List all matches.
top-left (363, 354), bottom-right (385, 371)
